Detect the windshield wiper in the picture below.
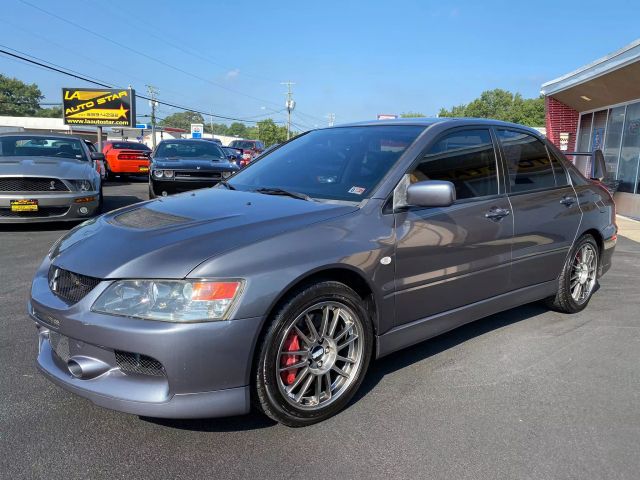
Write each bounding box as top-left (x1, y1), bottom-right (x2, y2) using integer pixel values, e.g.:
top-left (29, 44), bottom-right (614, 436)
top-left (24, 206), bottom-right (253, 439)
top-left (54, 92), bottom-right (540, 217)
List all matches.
top-left (254, 187), bottom-right (312, 201)
top-left (218, 180), bottom-right (236, 190)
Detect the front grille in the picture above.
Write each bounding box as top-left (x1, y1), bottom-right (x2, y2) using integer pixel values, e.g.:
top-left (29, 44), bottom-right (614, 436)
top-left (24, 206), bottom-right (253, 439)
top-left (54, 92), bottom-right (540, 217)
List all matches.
top-left (0, 206), bottom-right (69, 218)
top-left (0, 177), bottom-right (68, 192)
top-left (174, 171), bottom-right (222, 179)
top-left (115, 351), bottom-right (164, 377)
top-left (48, 266), bottom-right (101, 304)
top-left (49, 331), bottom-right (70, 362)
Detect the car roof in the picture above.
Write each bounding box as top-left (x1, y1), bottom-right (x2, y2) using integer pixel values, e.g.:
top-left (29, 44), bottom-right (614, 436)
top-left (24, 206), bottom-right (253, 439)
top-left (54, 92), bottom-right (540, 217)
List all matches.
top-left (336, 117), bottom-right (543, 136)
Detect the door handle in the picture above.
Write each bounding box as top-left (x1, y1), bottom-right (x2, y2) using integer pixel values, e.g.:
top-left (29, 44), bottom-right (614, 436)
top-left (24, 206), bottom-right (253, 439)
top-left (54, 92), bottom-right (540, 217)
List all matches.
top-left (560, 196), bottom-right (576, 207)
top-left (485, 207), bottom-right (510, 221)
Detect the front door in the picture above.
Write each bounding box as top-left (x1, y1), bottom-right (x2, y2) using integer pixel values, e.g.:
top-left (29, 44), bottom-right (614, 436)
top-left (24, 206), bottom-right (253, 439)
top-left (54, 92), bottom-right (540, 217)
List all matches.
top-left (393, 128), bottom-right (513, 327)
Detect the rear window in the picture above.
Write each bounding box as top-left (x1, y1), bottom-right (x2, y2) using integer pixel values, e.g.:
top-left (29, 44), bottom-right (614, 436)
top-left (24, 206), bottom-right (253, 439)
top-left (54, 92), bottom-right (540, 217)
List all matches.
top-left (230, 140), bottom-right (257, 150)
top-left (109, 142), bottom-right (150, 151)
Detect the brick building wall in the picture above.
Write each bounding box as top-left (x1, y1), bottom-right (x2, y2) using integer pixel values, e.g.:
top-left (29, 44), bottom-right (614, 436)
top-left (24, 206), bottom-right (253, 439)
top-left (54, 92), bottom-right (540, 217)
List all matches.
top-left (545, 97), bottom-right (579, 151)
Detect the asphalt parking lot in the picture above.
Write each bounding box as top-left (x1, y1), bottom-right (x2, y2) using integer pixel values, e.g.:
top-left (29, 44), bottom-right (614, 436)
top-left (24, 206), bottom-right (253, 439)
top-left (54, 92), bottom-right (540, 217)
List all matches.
top-left (1, 181), bottom-right (639, 480)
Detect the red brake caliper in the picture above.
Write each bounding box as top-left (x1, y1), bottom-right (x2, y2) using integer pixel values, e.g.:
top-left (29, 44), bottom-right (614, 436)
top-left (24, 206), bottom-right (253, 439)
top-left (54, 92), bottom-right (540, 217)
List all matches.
top-left (280, 332), bottom-right (301, 385)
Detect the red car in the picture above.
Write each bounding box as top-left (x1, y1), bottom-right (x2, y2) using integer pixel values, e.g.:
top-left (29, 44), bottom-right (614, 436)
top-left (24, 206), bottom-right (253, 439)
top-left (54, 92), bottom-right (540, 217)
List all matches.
top-left (102, 141), bottom-right (151, 180)
top-left (228, 139), bottom-right (265, 166)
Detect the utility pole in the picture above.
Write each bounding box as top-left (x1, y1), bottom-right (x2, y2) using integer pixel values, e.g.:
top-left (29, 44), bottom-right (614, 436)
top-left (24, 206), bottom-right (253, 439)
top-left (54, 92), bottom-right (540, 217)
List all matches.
top-left (327, 113), bottom-right (335, 127)
top-left (146, 84), bottom-right (159, 149)
top-left (281, 81), bottom-right (296, 140)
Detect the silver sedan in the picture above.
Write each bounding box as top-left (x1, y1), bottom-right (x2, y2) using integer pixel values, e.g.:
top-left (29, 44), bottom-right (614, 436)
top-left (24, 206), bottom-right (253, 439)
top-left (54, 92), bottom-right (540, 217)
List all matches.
top-left (0, 133), bottom-right (103, 223)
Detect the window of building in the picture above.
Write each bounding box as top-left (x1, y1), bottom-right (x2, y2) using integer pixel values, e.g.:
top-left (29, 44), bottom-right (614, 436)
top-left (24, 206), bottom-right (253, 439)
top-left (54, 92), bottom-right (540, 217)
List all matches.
top-left (618, 102), bottom-right (640, 194)
top-left (603, 106), bottom-right (626, 181)
top-left (497, 129), bottom-right (556, 193)
top-left (410, 129), bottom-right (498, 200)
top-left (577, 113), bottom-right (593, 152)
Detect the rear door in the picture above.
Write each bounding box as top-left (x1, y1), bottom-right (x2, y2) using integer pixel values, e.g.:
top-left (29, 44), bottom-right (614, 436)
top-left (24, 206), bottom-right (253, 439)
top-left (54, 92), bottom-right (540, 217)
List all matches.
top-left (393, 127), bottom-right (514, 326)
top-left (495, 128), bottom-right (582, 289)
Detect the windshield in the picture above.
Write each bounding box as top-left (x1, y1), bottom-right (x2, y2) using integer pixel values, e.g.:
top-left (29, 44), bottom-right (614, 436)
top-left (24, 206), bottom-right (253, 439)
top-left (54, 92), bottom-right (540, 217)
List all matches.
top-left (155, 140), bottom-right (226, 160)
top-left (229, 125), bottom-right (425, 201)
top-left (230, 140), bottom-right (256, 150)
top-left (109, 142), bottom-right (150, 151)
top-left (0, 136), bottom-right (86, 160)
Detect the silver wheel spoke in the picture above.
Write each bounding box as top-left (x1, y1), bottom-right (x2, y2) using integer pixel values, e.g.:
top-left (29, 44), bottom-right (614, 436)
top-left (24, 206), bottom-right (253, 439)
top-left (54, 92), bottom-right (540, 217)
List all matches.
top-left (332, 365), bottom-right (349, 378)
top-left (295, 374), bottom-right (315, 402)
top-left (279, 360), bottom-right (308, 372)
top-left (287, 367), bottom-right (310, 392)
top-left (294, 325), bottom-right (313, 347)
top-left (320, 306), bottom-right (330, 337)
top-left (324, 373), bottom-right (332, 400)
top-left (315, 375), bottom-right (322, 403)
top-left (305, 314), bottom-right (319, 342)
top-left (336, 355), bottom-right (355, 364)
top-left (337, 335), bottom-right (358, 350)
top-left (279, 350), bottom-right (308, 357)
top-left (328, 308), bottom-right (340, 337)
top-left (334, 324), bottom-right (352, 343)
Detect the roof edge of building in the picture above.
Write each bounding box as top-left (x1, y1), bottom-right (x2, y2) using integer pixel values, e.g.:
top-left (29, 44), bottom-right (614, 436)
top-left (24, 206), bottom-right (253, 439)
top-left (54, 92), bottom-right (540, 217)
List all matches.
top-left (541, 38), bottom-right (640, 96)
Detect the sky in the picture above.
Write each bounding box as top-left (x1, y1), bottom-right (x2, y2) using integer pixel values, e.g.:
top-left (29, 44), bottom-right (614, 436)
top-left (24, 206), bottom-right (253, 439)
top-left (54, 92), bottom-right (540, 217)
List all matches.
top-left (0, 0), bottom-right (639, 129)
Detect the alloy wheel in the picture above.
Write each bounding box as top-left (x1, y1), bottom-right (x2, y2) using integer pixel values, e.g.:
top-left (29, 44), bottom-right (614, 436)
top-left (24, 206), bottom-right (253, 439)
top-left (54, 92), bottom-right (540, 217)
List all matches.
top-left (276, 301), bottom-right (364, 411)
top-left (570, 243), bottom-right (598, 304)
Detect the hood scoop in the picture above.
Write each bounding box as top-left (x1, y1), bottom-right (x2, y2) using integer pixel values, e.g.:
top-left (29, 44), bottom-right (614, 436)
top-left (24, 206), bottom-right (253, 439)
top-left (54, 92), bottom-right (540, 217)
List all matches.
top-left (111, 207), bottom-right (193, 229)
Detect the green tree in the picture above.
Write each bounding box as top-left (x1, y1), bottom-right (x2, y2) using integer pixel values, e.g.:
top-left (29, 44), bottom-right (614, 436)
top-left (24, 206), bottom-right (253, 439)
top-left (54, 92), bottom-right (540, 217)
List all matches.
top-left (159, 111), bottom-right (205, 131)
top-left (205, 122), bottom-right (229, 135)
top-left (0, 74), bottom-right (43, 116)
top-left (400, 112), bottom-right (426, 118)
top-left (34, 106), bottom-right (62, 118)
top-left (438, 89), bottom-right (545, 127)
top-left (226, 122), bottom-right (249, 137)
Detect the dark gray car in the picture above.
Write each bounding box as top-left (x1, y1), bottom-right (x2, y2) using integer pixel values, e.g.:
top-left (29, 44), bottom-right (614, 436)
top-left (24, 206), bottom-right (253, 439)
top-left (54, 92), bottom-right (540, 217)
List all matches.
top-left (29, 119), bottom-right (616, 426)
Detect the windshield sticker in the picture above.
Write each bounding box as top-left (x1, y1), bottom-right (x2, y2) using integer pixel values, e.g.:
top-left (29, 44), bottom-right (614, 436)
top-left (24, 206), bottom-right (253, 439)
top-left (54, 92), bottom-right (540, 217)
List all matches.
top-left (348, 186), bottom-right (366, 195)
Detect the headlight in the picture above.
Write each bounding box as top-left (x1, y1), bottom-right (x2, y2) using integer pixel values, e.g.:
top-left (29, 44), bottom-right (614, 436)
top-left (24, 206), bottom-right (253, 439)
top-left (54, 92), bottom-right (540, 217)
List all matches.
top-left (163, 170), bottom-right (174, 178)
top-left (153, 170), bottom-right (163, 178)
top-left (222, 171), bottom-right (232, 179)
top-left (91, 279), bottom-right (244, 322)
top-left (70, 179), bottom-right (94, 191)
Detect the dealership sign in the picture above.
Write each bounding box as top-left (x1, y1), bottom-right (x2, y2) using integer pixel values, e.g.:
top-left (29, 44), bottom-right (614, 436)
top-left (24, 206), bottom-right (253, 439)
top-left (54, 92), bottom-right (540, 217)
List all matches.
top-left (191, 123), bottom-right (204, 139)
top-left (62, 88), bottom-right (135, 127)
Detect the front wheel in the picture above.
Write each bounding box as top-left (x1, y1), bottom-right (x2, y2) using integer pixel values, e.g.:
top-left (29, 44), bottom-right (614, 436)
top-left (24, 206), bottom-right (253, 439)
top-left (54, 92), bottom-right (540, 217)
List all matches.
top-left (255, 281), bottom-right (373, 427)
top-left (545, 234), bottom-right (599, 313)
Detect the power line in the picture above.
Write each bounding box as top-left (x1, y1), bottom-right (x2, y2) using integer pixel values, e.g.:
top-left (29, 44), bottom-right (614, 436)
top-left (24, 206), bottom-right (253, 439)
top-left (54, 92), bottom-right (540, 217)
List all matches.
top-left (0, 47), bottom-right (286, 125)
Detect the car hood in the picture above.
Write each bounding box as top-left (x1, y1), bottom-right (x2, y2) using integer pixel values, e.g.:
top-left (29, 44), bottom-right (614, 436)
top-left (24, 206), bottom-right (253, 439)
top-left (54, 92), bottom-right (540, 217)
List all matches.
top-left (0, 156), bottom-right (92, 178)
top-left (50, 188), bottom-right (358, 279)
top-left (152, 157), bottom-right (237, 171)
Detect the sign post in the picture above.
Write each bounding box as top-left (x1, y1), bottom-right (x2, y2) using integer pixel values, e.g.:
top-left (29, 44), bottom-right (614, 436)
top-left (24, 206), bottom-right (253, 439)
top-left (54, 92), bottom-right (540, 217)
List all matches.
top-left (191, 123), bottom-right (204, 139)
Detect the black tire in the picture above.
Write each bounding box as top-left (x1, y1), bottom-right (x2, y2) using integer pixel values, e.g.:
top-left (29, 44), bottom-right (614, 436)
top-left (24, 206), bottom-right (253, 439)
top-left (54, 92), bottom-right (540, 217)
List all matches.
top-left (254, 281), bottom-right (373, 427)
top-left (148, 184), bottom-right (156, 199)
top-left (104, 162), bottom-right (113, 182)
top-left (97, 184), bottom-right (104, 213)
top-left (545, 234), bottom-right (599, 313)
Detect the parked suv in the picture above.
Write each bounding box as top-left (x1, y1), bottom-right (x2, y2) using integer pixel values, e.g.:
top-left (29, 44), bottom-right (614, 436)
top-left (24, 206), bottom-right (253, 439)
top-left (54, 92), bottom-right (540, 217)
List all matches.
top-left (30, 119), bottom-right (616, 426)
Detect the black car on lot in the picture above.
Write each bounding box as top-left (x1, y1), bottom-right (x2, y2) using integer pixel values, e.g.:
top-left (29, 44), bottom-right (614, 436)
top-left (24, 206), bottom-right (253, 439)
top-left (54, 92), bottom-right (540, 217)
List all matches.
top-left (222, 146), bottom-right (243, 165)
top-left (149, 139), bottom-right (239, 198)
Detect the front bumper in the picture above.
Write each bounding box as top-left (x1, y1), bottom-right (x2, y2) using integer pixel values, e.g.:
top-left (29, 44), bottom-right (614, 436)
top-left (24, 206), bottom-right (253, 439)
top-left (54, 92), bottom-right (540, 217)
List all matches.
top-left (29, 259), bottom-right (264, 418)
top-left (150, 178), bottom-right (221, 195)
top-left (0, 192), bottom-right (100, 223)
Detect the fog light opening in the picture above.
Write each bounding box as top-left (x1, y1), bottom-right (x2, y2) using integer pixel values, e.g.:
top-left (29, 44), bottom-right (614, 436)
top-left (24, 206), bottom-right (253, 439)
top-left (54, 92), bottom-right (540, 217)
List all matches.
top-left (79, 206), bottom-right (89, 214)
top-left (162, 191), bottom-right (168, 197)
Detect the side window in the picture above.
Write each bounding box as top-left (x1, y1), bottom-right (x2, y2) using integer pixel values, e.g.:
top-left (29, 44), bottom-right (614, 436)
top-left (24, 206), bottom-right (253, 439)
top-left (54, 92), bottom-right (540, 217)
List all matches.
top-left (410, 129), bottom-right (498, 200)
top-left (548, 149), bottom-right (569, 186)
top-left (497, 129), bottom-right (556, 193)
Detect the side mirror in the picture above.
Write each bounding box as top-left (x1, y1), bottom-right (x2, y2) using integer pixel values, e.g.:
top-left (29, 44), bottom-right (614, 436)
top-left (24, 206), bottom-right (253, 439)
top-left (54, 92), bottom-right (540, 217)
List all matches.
top-left (406, 180), bottom-right (456, 208)
top-left (591, 149), bottom-right (606, 181)
top-left (90, 152), bottom-right (105, 161)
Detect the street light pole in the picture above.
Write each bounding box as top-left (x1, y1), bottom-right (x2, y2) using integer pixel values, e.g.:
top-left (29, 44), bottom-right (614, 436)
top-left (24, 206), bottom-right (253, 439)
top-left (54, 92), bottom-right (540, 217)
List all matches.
top-left (146, 84), bottom-right (159, 149)
top-left (281, 81), bottom-right (296, 140)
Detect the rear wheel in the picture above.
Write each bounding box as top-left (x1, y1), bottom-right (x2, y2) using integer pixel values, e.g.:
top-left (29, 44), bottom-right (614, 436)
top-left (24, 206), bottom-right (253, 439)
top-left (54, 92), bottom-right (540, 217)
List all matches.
top-left (255, 281), bottom-right (373, 427)
top-left (546, 234), bottom-right (599, 313)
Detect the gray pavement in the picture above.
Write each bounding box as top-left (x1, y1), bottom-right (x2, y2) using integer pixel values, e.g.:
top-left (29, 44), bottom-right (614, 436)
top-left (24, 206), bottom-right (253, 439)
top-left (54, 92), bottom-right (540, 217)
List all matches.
top-left (1, 180), bottom-right (639, 479)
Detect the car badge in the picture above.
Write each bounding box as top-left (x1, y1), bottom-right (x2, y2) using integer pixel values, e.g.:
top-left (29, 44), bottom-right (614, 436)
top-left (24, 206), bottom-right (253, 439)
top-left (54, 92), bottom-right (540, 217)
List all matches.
top-left (196, 166), bottom-right (201, 170)
top-left (49, 180), bottom-right (56, 190)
